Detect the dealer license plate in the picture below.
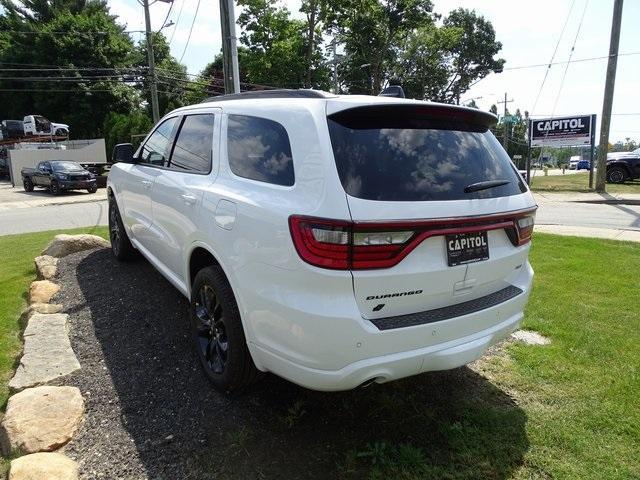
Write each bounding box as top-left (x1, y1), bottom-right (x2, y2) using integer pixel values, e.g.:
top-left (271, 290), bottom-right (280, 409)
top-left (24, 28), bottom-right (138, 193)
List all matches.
top-left (445, 231), bottom-right (489, 267)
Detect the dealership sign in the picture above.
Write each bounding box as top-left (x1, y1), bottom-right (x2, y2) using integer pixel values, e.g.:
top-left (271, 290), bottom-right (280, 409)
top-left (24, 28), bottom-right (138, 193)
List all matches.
top-left (530, 114), bottom-right (595, 147)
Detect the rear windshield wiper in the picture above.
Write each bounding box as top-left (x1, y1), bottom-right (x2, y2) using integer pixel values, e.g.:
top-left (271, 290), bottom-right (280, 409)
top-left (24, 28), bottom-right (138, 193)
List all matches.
top-left (464, 179), bottom-right (511, 193)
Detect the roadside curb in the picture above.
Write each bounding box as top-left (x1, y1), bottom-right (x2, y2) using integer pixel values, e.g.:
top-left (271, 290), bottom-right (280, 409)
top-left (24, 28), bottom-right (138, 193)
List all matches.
top-left (0, 196), bottom-right (107, 212)
top-left (535, 224), bottom-right (640, 242)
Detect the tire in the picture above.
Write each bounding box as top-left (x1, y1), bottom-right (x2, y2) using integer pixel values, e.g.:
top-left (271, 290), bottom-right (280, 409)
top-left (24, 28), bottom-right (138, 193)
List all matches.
top-left (23, 178), bottom-right (34, 192)
top-left (190, 265), bottom-right (259, 393)
top-left (108, 196), bottom-right (137, 261)
top-left (50, 181), bottom-right (61, 195)
top-left (607, 167), bottom-right (628, 184)
top-left (87, 185), bottom-right (97, 194)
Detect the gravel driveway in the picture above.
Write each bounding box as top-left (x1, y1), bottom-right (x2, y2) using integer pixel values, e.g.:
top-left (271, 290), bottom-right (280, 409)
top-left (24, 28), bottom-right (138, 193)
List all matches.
top-left (54, 248), bottom-right (528, 480)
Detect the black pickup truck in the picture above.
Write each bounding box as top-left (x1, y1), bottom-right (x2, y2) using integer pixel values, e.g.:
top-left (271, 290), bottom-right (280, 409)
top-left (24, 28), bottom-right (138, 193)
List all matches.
top-left (606, 153), bottom-right (640, 184)
top-left (21, 160), bottom-right (97, 194)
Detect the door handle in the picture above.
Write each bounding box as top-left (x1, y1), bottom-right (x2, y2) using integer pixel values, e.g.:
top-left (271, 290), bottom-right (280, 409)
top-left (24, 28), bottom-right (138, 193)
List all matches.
top-left (141, 180), bottom-right (153, 189)
top-left (180, 193), bottom-right (197, 205)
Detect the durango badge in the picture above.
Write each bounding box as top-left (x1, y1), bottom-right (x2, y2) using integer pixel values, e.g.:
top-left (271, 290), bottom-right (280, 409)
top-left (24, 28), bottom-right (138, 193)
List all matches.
top-left (366, 290), bottom-right (423, 301)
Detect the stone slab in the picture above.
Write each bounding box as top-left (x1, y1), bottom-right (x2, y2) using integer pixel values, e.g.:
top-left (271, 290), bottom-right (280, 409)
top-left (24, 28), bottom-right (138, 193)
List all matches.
top-left (511, 329), bottom-right (551, 345)
top-left (42, 233), bottom-right (109, 258)
top-left (34, 255), bottom-right (58, 280)
top-left (9, 314), bottom-right (80, 392)
top-left (1, 386), bottom-right (84, 455)
top-left (29, 280), bottom-right (60, 304)
top-left (9, 452), bottom-right (79, 480)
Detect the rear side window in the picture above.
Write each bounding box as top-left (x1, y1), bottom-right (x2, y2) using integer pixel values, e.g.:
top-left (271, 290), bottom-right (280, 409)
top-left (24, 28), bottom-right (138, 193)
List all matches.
top-left (328, 106), bottom-right (526, 201)
top-left (227, 115), bottom-right (294, 186)
top-left (169, 114), bottom-right (215, 174)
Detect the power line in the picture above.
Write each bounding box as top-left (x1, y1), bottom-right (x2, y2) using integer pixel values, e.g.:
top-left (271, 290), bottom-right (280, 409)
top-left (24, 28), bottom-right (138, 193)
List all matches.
top-left (531, 0), bottom-right (576, 115)
top-left (503, 51), bottom-right (640, 72)
top-left (169, 0), bottom-right (186, 45)
top-left (550, 0), bottom-right (589, 115)
top-left (179, 0), bottom-right (201, 63)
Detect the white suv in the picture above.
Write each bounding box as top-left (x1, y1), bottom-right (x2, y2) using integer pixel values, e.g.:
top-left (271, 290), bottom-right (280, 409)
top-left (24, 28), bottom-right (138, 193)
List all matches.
top-left (107, 90), bottom-right (537, 392)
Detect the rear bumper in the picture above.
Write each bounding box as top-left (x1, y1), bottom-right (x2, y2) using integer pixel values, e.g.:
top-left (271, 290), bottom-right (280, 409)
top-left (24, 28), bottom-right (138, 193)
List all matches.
top-left (245, 260), bottom-right (532, 391)
top-left (250, 307), bottom-right (523, 391)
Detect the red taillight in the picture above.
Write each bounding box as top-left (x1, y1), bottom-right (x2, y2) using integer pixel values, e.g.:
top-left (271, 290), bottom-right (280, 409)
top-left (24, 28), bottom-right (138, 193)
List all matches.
top-left (515, 213), bottom-right (535, 245)
top-left (289, 208), bottom-right (536, 270)
top-left (289, 216), bottom-right (351, 269)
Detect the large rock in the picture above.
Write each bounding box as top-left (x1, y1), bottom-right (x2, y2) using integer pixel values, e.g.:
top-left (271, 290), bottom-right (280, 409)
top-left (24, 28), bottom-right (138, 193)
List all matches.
top-left (29, 281), bottom-right (60, 304)
top-left (34, 255), bottom-right (58, 280)
top-left (9, 314), bottom-right (80, 392)
top-left (1, 386), bottom-right (84, 454)
top-left (25, 303), bottom-right (64, 316)
top-left (42, 234), bottom-right (109, 258)
top-left (9, 452), bottom-right (79, 480)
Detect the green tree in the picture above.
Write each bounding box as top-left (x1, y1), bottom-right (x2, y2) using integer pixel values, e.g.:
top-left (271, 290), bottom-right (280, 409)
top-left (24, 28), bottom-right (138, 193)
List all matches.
top-left (397, 8), bottom-right (504, 102)
top-left (103, 110), bottom-right (153, 154)
top-left (0, 0), bottom-right (139, 138)
top-left (332, 0), bottom-right (434, 94)
top-left (237, 0), bottom-right (330, 89)
top-left (132, 33), bottom-right (188, 117)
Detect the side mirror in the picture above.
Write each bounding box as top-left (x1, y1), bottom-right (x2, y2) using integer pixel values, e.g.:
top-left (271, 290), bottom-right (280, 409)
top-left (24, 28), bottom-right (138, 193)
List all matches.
top-left (112, 143), bottom-right (135, 164)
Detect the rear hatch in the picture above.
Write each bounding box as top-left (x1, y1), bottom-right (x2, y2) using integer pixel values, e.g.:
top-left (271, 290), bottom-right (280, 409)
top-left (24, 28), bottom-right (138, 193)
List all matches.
top-left (326, 102), bottom-right (536, 321)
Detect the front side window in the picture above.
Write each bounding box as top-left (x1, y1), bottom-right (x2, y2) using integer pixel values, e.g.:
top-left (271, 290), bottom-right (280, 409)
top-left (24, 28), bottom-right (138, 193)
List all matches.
top-left (169, 114), bottom-right (215, 174)
top-left (227, 115), bottom-right (294, 186)
top-left (140, 117), bottom-right (178, 167)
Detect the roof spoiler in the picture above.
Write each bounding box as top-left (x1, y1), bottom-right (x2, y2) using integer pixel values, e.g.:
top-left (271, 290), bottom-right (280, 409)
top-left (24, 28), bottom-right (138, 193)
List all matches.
top-left (379, 86), bottom-right (405, 98)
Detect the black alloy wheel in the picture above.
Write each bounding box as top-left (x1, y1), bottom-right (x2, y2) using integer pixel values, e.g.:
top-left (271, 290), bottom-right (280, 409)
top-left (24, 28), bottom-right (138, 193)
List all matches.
top-left (607, 167), bottom-right (627, 184)
top-left (194, 284), bottom-right (229, 375)
top-left (189, 266), bottom-right (259, 392)
top-left (108, 196), bottom-right (137, 260)
top-left (23, 178), bottom-right (34, 192)
top-left (109, 201), bottom-right (121, 257)
top-left (50, 181), bottom-right (60, 195)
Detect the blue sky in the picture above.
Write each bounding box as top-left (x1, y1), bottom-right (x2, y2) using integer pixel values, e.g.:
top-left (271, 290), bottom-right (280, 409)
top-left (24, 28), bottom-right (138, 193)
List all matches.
top-left (109, 0), bottom-right (640, 143)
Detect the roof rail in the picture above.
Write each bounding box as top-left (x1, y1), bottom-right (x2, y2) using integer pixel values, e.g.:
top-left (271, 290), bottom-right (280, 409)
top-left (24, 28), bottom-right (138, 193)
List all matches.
top-left (201, 89), bottom-right (334, 103)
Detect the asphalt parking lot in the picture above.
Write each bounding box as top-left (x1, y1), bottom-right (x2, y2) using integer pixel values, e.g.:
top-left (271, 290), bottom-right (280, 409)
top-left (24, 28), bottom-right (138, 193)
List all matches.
top-left (55, 247), bottom-right (527, 480)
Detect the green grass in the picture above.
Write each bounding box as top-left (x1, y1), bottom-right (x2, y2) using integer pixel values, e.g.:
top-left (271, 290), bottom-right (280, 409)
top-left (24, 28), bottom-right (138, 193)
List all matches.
top-left (345, 233), bottom-right (640, 479)
top-left (1, 230), bottom-right (638, 479)
top-left (0, 227), bottom-right (107, 475)
top-left (530, 172), bottom-right (640, 193)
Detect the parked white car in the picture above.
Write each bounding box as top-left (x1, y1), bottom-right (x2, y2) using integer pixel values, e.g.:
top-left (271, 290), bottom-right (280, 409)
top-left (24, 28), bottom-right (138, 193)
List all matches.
top-left (23, 114), bottom-right (69, 137)
top-left (568, 155), bottom-right (581, 169)
top-left (107, 90), bottom-right (537, 392)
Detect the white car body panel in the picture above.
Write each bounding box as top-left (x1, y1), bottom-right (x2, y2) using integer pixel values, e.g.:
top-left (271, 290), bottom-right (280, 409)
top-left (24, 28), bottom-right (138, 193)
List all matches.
top-left (108, 93), bottom-right (537, 391)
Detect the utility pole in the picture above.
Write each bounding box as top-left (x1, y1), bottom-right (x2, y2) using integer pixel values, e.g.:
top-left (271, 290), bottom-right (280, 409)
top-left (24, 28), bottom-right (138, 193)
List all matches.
top-left (595, 0), bottom-right (624, 192)
top-left (143, 0), bottom-right (160, 124)
top-left (220, 0), bottom-right (240, 94)
top-left (497, 92), bottom-right (514, 149)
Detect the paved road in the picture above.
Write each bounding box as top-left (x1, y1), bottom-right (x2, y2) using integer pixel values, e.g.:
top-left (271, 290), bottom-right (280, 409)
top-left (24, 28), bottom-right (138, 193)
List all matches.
top-left (534, 194), bottom-right (640, 231)
top-left (2, 192), bottom-right (640, 238)
top-left (0, 200), bottom-right (108, 235)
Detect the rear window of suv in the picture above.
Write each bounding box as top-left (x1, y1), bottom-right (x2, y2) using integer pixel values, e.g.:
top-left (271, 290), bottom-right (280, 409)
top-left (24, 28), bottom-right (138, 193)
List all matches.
top-left (328, 106), bottom-right (526, 201)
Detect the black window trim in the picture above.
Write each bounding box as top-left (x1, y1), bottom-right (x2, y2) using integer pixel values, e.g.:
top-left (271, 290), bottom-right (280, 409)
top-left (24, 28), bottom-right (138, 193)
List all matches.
top-left (224, 113), bottom-right (296, 188)
top-left (166, 113), bottom-right (216, 176)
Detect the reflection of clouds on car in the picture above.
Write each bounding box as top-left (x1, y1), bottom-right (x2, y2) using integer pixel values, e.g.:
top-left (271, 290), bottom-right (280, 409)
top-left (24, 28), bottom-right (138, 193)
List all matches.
top-left (227, 115), bottom-right (294, 185)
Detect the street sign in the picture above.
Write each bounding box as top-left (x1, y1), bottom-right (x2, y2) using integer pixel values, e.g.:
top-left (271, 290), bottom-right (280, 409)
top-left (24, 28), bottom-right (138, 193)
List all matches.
top-left (529, 114), bottom-right (596, 147)
top-left (502, 115), bottom-right (517, 124)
